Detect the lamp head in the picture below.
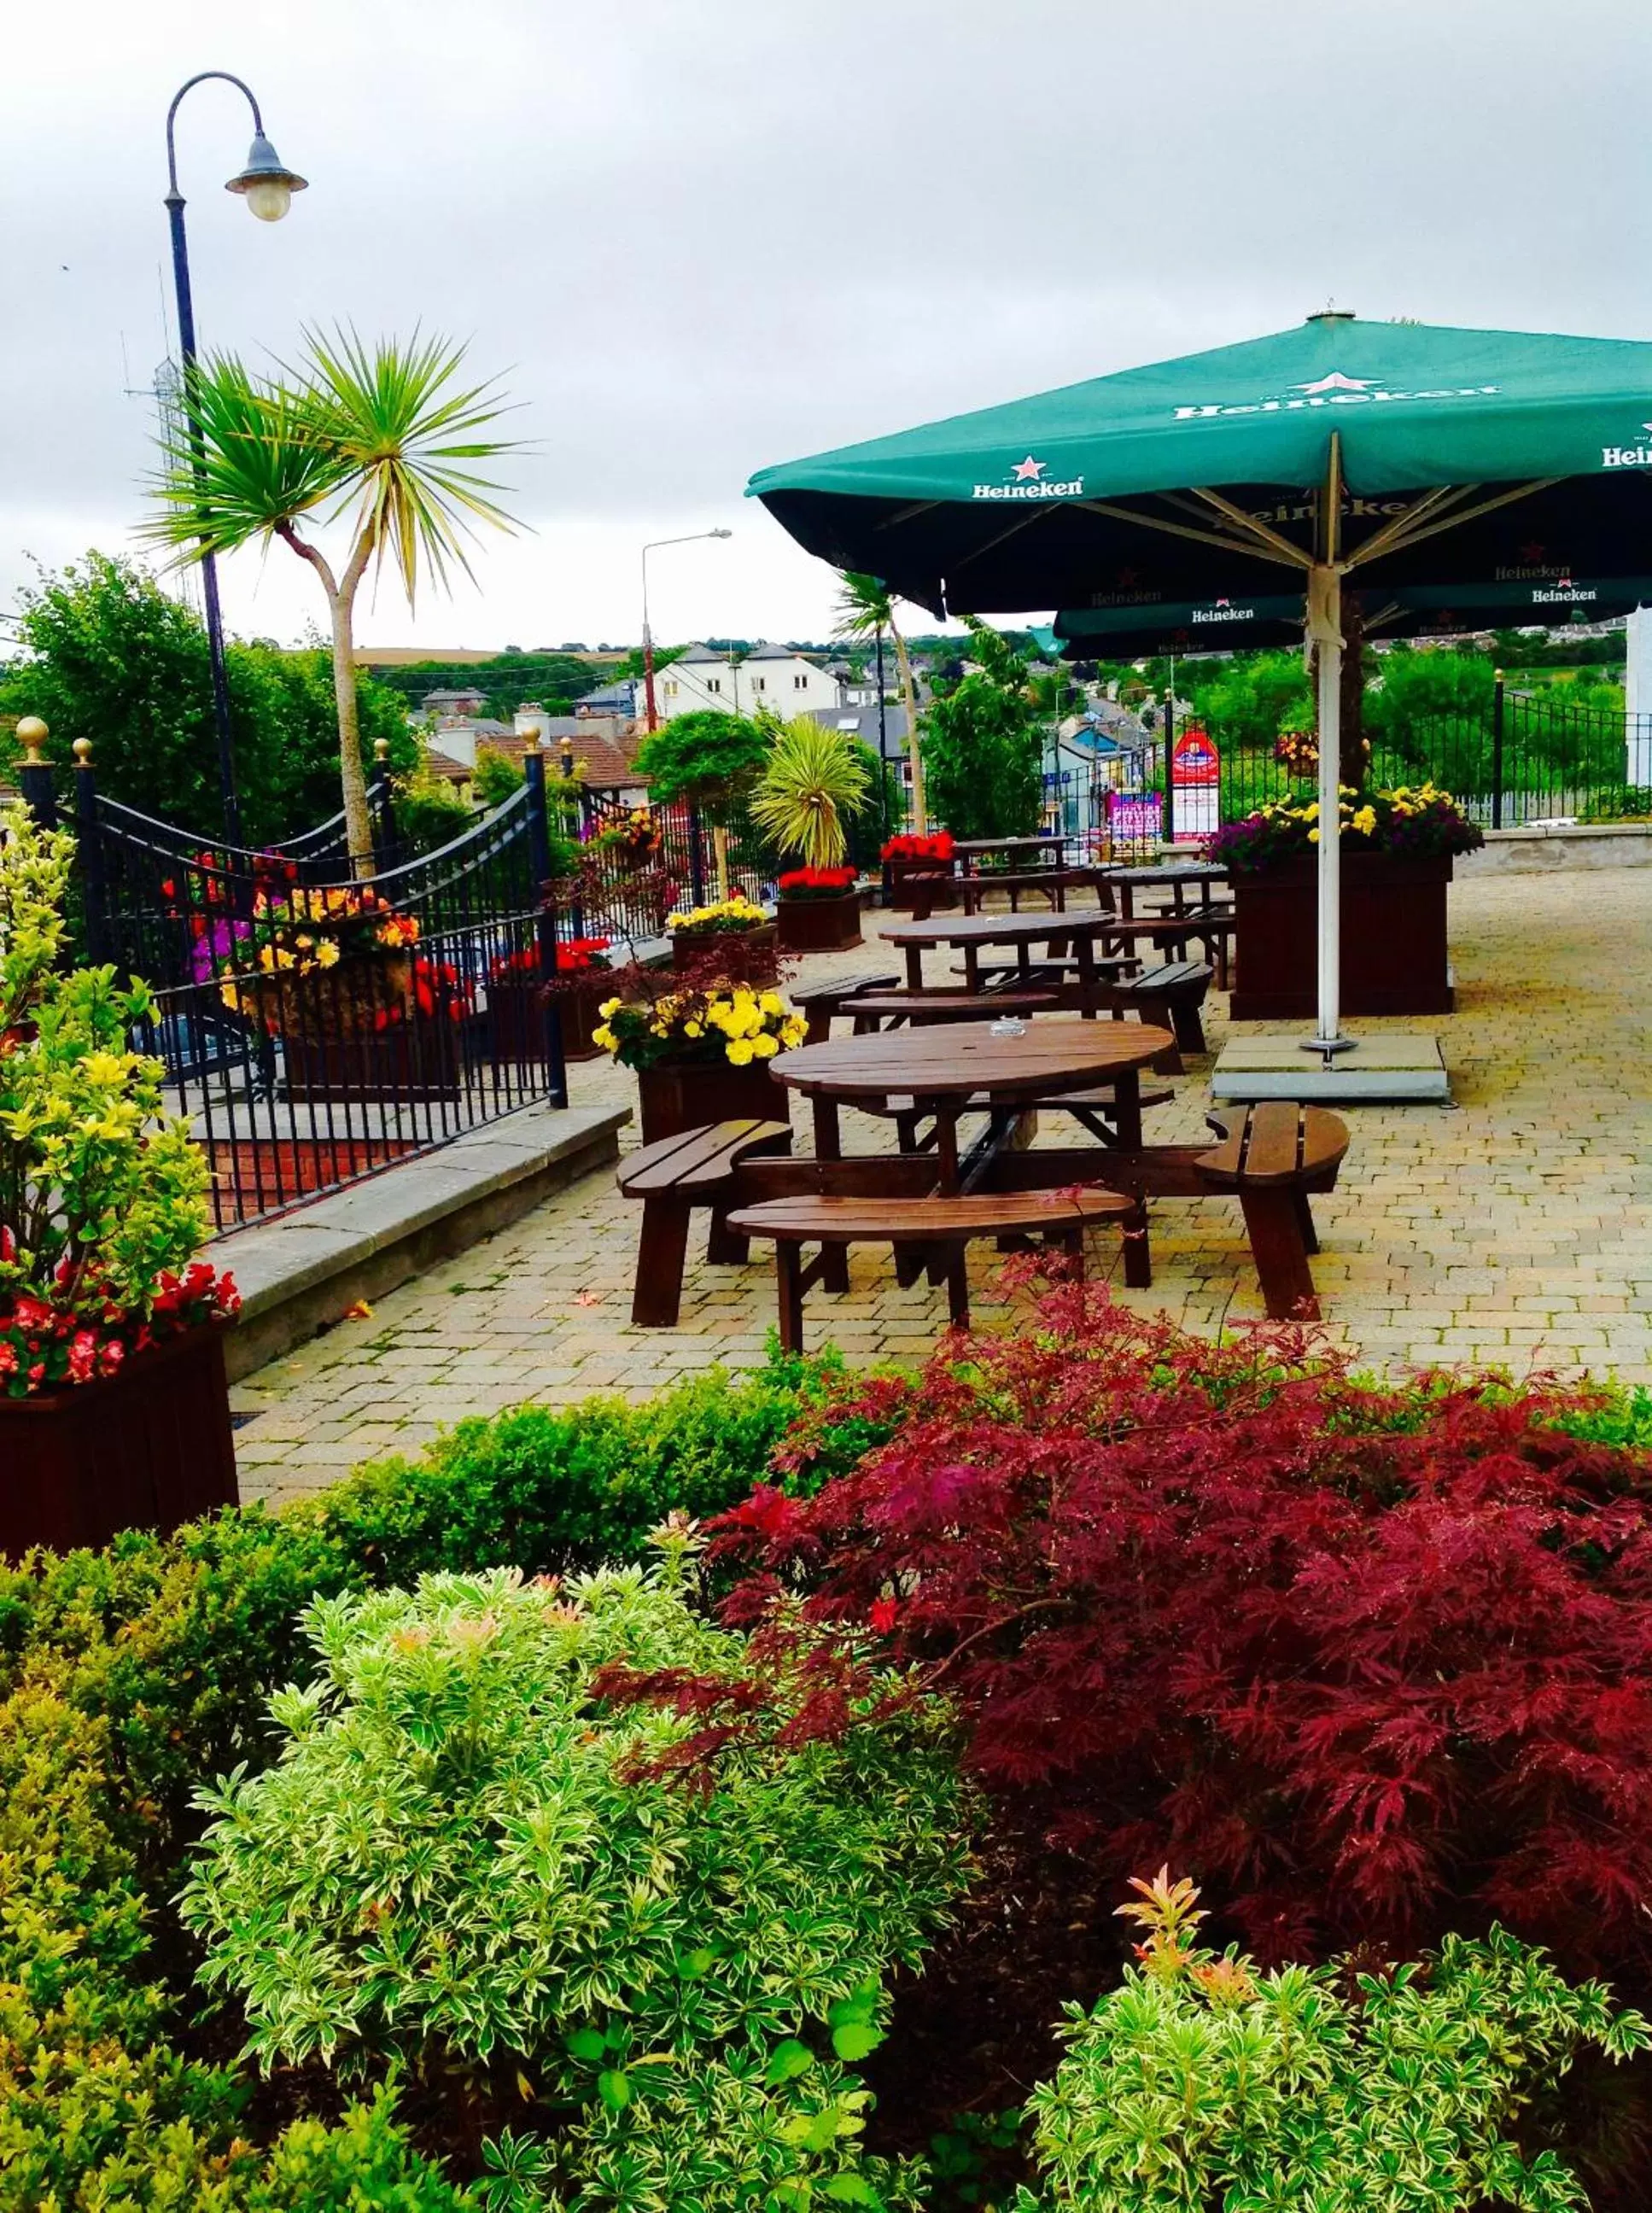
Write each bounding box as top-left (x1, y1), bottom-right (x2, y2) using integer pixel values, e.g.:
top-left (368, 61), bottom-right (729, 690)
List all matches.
top-left (225, 131), bottom-right (307, 223)
top-left (709, 528), bottom-right (733, 540)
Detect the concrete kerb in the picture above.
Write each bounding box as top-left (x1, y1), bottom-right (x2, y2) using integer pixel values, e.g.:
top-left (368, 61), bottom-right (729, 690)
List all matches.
top-left (218, 1102), bottom-right (629, 1381)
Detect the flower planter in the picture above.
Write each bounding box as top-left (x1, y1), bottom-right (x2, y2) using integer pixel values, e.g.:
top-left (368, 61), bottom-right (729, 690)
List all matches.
top-left (670, 923), bottom-right (779, 984)
top-left (776, 891), bottom-right (863, 954)
top-left (490, 978), bottom-right (605, 1065)
top-left (885, 857), bottom-right (957, 913)
top-left (1229, 851), bottom-right (1456, 1020)
top-left (242, 950), bottom-right (414, 1042)
top-left (636, 1057), bottom-right (791, 1145)
top-left (281, 1013), bottom-right (463, 1102)
top-left (0, 1326), bottom-right (237, 1557)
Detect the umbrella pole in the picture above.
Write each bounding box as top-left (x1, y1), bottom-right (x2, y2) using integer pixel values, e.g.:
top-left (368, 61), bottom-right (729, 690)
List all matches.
top-left (1305, 432), bottom-right (1353, 1060)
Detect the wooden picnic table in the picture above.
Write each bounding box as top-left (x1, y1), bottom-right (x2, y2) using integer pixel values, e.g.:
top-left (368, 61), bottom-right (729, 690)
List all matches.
top-left (1100, 861), bottom-right (1229, 921)
top-left (880, 908), bottom-right (1124, 997)
top-left (770, 1019), bottom-right (1175, 1191)
top-left (953, 833), bottom-right (1067, 873)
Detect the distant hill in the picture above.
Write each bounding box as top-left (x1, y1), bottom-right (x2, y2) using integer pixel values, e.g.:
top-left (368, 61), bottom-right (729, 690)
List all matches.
top-left (354, 647), bottom-right (618, 719)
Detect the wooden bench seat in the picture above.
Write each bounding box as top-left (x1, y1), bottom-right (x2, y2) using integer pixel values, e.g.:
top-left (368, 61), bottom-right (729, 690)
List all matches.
top-left (727, 1187), bottom-right (1135, 1352)
top-left (787, 971), bottom-right (902, 1043)
top-left (616, 1118), bottom-right (791, 1326)
top-left (849, 988), bottom-right (1059, 1031)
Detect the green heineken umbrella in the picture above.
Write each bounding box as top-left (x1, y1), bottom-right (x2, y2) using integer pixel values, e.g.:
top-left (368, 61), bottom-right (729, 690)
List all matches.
top-left (749, 312), bottom-right (1652, 1054)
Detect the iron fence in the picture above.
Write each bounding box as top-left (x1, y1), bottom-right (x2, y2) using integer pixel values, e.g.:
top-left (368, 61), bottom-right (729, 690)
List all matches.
top-left (39, 750), bottom-right (567, 1235)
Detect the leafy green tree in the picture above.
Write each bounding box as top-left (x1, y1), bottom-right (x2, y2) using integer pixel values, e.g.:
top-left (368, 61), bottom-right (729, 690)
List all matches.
top-left (632, 709), bottom-right (771, 898)
top-left (834, 572), bottom-right (928, 831)
top-left (143, 329), bottom-right (522, 869)
top-left (0, 552), bottom-right (412, 843)
top-left (748, 716), bottom-right (870, 869)
top-left (472, 744), bottom-right (525, 809)
top-left (919, 618), bottom-right (1045, 840)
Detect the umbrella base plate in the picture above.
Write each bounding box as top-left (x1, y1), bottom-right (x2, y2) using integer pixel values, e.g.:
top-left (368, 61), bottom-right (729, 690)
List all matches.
top-left (1212, 1033), bottom-right (1449, 1104)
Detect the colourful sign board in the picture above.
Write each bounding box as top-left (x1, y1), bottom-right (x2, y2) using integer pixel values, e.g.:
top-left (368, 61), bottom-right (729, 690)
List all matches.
top-left (1170, 726), bottom-right (1220, 841)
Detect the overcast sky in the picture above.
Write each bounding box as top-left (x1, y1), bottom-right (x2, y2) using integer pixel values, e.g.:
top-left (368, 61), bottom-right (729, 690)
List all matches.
top-left (7, 0), bottom-right (1650, 658)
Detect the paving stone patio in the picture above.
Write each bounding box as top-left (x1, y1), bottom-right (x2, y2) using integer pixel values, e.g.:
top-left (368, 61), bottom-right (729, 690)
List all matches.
top-left (231, 865), bottom-right (1652, 1504)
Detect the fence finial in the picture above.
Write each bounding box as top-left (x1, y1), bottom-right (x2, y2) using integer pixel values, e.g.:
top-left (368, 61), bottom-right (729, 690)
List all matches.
top-left (374, 738), bottom-right (390, 762)
top-left (72, 738), bottom-right (93, 766)
top-left (15, 716), bottom-right (47, 763)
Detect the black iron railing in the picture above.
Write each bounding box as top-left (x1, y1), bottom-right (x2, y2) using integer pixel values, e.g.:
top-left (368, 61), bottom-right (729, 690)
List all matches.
top-left (42, 748), bottom-right (567, 1234)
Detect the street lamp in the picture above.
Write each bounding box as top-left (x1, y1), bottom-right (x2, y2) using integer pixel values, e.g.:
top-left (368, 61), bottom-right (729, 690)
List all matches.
top-left (164, 72), bottom-right (306, 845)
top-left (640, 529), bottom-right (732, 732)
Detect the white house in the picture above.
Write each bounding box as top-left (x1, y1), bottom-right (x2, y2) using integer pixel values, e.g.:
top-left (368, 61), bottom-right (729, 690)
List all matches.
top-left (651, 641), bottom-right (844, 720)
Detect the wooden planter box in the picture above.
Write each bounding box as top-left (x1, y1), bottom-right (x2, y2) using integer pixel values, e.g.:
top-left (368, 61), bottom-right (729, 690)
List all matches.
top-left (636, 1057), bottom-right (791, 1145)
top-left (671, 923), bottom-right (779, 984)
top-left (776, 892), bottom-right (863, 953)
top-left (885, 857), bottom-right (958, 913)
top-left (490, 978), bottom-right (606, 1065)
top-left (1229, 851), bottom-right (1456, 1020)
top-left (0, 1327), bottom-right (238, 1558)
top-left (282, 1013), bottom-right (463, 1102)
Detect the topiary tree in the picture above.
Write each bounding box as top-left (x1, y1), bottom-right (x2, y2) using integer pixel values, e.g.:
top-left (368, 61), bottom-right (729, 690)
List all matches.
top-left (631, 709), bottom-right (771, 898)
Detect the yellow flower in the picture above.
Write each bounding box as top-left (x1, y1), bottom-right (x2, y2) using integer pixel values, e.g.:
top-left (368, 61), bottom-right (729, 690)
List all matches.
top-left (750, 1033), bottom-right (779, 1059)
top-left (684, 1019), bottom-right (703, 1038)
top-left (598, 997), bottom-right (622, 1019)
top-left (1307, 828), bottom-right (1321, 843)
top-left (591, 1025), bottom-right (616, 1052)
top-left (760, 991), bottom-right (785, 1017)
top-left (315, 939), bottom-right (341, 968)
top-left (1351, 807), bottom-right (1377, 836)
top-left (725, 1038), bottom-right (756, 1066)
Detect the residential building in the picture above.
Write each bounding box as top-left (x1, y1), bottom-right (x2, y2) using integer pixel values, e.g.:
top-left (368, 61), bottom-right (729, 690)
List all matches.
top-left (419, 685), bottom-right (488, 717)
top-left (648, 640), bottom-right (843, 721)
top-left (421, 709), bottom-right (646, 801)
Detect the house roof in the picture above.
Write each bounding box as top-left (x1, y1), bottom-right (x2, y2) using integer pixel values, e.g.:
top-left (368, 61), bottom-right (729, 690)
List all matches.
top-left (674, 642), bottom-right (726, 664)
top-left (803, 704), bottom-right (909, 747)
top-left (424, 748), bottom-right (472, 781)
top-left (745, 640), bottom-right (805, 662)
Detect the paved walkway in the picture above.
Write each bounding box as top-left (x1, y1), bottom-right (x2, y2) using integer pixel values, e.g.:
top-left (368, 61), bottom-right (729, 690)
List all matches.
top-left (232, 867), bottom-right (1652, 1504)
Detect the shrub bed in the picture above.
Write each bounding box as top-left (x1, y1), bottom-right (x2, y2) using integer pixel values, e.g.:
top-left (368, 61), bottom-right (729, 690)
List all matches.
top-left (7, 1309), bottom-right (1652, 2208)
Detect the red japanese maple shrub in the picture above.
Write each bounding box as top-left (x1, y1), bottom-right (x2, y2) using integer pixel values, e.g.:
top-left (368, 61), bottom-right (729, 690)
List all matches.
top-left (713, 1283), bottom-right (1652, 1999)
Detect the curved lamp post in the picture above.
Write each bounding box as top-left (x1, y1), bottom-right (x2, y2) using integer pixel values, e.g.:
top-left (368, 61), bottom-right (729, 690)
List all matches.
top-left (164, 72), bottom-right (306, 844)
top-left (640, 528), bottom-right (732, 732)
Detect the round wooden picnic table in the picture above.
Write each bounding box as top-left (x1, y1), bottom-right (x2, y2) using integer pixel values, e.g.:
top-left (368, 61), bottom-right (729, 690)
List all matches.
top-left (772, 1018), bottom-right (1176, 1189)
top-left (880, 908), bottom-right (1124, 995)
top-left (1100, 860), bottom-right (1229, 921)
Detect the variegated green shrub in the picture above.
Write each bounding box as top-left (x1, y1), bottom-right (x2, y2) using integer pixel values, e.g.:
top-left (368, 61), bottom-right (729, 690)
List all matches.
top-left (180, 1542), bottom-right (968, 2211)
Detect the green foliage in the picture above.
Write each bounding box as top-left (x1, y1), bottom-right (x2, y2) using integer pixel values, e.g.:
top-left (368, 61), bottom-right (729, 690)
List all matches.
top-left (631, 709), bottom-right (771, 825)
top-left (395, 759), bottom-right (478, 855)
top-left (919, 622), bottom-right (1045, 841)
top-left (475, 743), bottom-right (528, 808)
top-left (182, 1559), bottom-right (966, 2207)
top-left (367, 651), bottom-right (602, 721)
top-left (1017, 1871), bottom-right (1649, 2213)
top-left (0, 552), bottom-right (415, 842)
top-left (1183, 647), bottom-right (1313, 749)
top-left (0, 805), bottom-right (210, 1318)
top-left (750, 715), bottom-right (872, 868)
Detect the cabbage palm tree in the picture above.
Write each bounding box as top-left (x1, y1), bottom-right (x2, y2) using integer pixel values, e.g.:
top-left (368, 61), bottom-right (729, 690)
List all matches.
top-left (145, 329), bottom-right (521, 870)
top-left (749, 715), bottom-right (870, 871)
top-left (832, 570), bottom-right (926, 833)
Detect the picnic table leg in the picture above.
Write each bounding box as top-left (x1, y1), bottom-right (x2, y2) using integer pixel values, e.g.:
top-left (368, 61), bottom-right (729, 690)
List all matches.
top-left (775, 1241), bottom-right (806, 1354)
top-left (945, 1245), bottom-right (972, 1328)
top-left (633, 1198), bottom-right (691, 1328)
top-left (1293, 1189), bottom-right (1320, 1255)
top-left (1077, 937), bottom-right (1097, 1020)
top-left (904, 944), bottom-right (925, 990)
top-left (1111, 1071), bottom-right (1144, 1152)
top-left (705, 1206), bottom-right (750, 1266)
top-left (1122, 1197), bottom-right (1153, 1288)
top-left (1237, 1189), bottom-right (1320, 1321)
top-left (810, 1097), bottom-right (852, 1293)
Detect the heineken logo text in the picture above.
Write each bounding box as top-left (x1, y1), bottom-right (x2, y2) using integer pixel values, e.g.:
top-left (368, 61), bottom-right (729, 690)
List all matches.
top-left (973, 454), bottom-right (1083, 500)
top-left (1175, 372), bottom-right (1500, 421)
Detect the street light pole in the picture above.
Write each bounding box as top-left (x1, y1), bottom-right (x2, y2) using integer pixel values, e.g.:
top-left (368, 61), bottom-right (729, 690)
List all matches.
top-left (639, 529), bottom-right (732, 733)
top-left (164, 72), bottom-right (306, 846)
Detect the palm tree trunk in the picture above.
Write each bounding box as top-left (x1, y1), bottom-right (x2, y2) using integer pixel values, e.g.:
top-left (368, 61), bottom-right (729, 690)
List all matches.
top-left (890, 618), bottom-right (927, 834)
top-left (330, 584), bottom-right (376, 875)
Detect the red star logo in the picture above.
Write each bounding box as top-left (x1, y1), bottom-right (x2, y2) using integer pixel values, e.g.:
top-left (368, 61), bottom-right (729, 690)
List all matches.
top-left (1011, 454), bottom-right (1047, 482)
top-left (1519, 541), bottom-right (1545, 562)
top-left (1115, 566), bottom-right (1139, 587)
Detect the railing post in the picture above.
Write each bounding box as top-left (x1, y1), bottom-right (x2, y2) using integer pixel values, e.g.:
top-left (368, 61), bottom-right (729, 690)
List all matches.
top-left (1161, 687), bottom-right (1176, 849)
top-left (522, 744), bottom-right (568, 1105)
top-left (15, 716), bottom-right (56, 833)
top-left (73, 738), bottom-right (113, 964)
top-left (1490, 669), bottom-right (1505, 831)
top-left (370, 738), bottom-right (396, 871)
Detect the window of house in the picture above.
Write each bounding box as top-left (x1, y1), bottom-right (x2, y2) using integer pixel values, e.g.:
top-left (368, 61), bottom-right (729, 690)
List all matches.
top-left (664, 681), bottom-right (678, 698)
top-left (794, 674), bottom-right (808, 689)
top-left (754, 677), bottom-right (766, 692)
top-left (708, 677), bottom-right (721, 693)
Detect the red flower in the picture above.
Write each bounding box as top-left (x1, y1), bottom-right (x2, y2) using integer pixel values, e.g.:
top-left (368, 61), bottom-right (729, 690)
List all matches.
top-left (868, 1597), bottom-right (898, 1634)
